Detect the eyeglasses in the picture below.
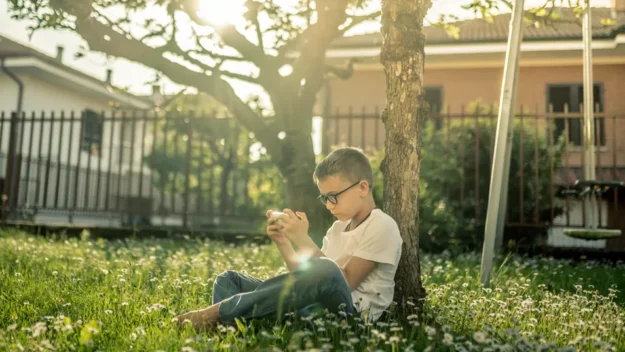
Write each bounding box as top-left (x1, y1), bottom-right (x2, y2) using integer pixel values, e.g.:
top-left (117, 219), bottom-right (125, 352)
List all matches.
top-left (317, 181), bottom-right (362, 205)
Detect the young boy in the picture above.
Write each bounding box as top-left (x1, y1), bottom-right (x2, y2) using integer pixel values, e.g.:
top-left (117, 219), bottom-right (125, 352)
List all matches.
top-left (176, 147), bottom-right (402, 330)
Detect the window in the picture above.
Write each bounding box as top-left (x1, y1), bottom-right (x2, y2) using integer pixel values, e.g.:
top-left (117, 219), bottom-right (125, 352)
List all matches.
top-left (81, 109), bottom-right (104, 154)
top-left (547, 83), bottom-right (606, 147)
top-left (425, 86), bottom-right (443, 129)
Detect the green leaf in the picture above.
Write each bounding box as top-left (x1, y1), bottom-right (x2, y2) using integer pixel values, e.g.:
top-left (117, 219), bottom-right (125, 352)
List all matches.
top-left (234, 318), bottom-right (247, 335)
top-left (601, 18), bottom-right (617, 26)
top-left (79, 320), bottom-right (100, 346)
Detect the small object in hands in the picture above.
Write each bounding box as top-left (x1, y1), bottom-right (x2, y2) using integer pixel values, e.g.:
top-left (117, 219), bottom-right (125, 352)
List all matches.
top-left (271, 211), bottom-right (286, 223)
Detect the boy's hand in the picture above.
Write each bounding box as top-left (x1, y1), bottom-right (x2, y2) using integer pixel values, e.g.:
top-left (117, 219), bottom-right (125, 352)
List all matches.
top-left (265, 210), bottom-right (290, 246)
top-left (280, 209), bottom-right (309, 243)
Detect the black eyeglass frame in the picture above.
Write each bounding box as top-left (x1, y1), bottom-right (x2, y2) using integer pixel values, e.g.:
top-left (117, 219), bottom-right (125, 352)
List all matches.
top-left (317, 180), bottom-right (367, 205)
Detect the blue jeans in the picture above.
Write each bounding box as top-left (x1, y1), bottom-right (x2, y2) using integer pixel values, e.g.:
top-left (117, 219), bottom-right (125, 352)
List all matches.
top-left (213, 257), bottom-right (357, 324)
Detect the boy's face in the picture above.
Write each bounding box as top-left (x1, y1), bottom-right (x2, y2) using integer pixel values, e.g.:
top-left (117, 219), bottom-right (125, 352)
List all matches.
top-left (316, 175), bottom-right (368, 221)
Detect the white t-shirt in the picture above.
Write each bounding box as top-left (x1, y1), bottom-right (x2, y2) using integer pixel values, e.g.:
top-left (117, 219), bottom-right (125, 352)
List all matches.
top-left (320, 209), bottom-right (402, 322)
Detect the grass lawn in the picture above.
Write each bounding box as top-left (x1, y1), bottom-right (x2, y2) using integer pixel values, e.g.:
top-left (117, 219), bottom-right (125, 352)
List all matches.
top-left (0, 229), bottom-right (623, 351)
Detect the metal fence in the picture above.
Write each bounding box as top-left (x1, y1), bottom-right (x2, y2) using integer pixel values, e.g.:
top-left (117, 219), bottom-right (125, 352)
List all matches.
top-left (0, 110), bottom-right (275, 230)
top-left (1, 108), bottom-right (624, 243)
top-left (322, 105), bottom-right (625, 243)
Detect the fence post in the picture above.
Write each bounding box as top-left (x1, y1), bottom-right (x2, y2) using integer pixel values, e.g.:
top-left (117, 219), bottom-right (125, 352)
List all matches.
top-left (183, 116), bottom-right (192, 228)
top-left (2, 112), bottom-right (22, 223)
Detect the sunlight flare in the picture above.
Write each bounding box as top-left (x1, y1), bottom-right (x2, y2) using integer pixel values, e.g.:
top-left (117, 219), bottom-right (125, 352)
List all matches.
top-left (196, 0), bottom-right (246, 27)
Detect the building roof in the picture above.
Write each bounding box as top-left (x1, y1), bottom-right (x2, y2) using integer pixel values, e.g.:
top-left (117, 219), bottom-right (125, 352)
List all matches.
top-left (0, 34), bottom-right (151, 109)
top-left (331, 7), bottom-right (625, 48)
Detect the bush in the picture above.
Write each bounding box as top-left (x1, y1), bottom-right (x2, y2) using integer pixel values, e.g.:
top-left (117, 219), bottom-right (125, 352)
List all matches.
top-left (369, 117), bottom-right (565, 253)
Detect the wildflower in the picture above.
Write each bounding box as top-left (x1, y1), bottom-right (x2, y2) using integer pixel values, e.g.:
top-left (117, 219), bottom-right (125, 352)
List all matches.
top-left (52, 271), bottom-right (58, 276)
top-left (425, 326), bottom-right (436, 336)
top-left (135, 326), bottom-right (146, 336)
top-left (105, 310), bottom-right (112, 315)
top-left (32, 322), bottom-right (47, 337)
top-left (122, 302), bottom-right (128, 307)
top-left (40, 340), bottom-right (55, 350)
top-left (23, 301), bottom-right (30, 306)
top-left (63, 303), bottom-right (71, 307)
top-left (129, 332), bottom-right (137, 341)
top-left (7, 324), bottom-right (17, 332)
top-left (389, 336), bottom-right (400, 343)
top-left (443, 333), bottom-right (454, 345)
top-left (474, 331), bottom-right (487, 343)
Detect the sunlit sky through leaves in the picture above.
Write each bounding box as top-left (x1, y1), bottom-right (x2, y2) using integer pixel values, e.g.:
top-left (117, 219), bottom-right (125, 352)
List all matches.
top-left (0, 0), bottom-right (612, 98)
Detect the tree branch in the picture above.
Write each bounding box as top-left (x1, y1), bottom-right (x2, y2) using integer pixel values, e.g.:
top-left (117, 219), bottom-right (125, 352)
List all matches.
top-left (288, 0), bottom-right (350, 97)
top-left (338, 11), bottom-right (382, 35)
top-left (248, 1), bottom-right (265, 55)
top-left (61, 11), bottom-right (281, 161)
top-left (178, 0), bottom-right (279, 72)
top-left (325, 59), bottom-right (355, 80)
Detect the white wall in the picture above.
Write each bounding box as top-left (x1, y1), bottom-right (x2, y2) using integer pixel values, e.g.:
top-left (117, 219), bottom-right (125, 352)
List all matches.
top-left (0, 73), bottom-right (152, 213)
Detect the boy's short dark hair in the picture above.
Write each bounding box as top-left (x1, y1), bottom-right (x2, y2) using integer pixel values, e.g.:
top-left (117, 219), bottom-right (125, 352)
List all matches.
top-left (313, 147), bottom-right (373, 185)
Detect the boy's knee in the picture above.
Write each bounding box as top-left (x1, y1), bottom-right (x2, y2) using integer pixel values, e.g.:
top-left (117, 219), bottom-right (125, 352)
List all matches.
top-left (215, 270), bottom-right (238, 284)
top-left (304, 258), bottom-right (343, 282)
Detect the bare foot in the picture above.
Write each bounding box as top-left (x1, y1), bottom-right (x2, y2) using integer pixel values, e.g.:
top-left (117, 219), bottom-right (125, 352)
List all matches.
top-left (176, 308), bottom-right (218, 331)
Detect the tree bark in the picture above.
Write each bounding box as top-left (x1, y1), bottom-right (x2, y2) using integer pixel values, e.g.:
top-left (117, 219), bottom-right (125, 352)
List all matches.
top-left (274, 119), bottom-right (329, 244)
top-left (380, 0), bottom-right (431, 314)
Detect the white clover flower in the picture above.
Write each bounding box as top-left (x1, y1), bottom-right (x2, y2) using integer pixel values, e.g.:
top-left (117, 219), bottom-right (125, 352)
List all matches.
top-left (32, 322), bottom-right (47, 337)
top-left (104, 310), bottom-right (112, 315)
top-left (51, 271), bottom-right (58, 276)
top-left (7, 324), bottom-right (17, 332)
top-left (122, 302), bottom-right (128, 307)
top-left (443, 333), bottom-right (453, 345)
top-left (40, 340), bottom-right (55, 350)
top-left (129, 332), bottom-right (137, 341)
top-left (23, 301), bottom-right (30, 306)
top-left (473, 331), bottom-right (487, 343)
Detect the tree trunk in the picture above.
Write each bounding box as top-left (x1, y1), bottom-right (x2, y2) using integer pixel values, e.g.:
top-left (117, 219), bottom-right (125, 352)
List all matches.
top-left (380, 0), bottom-right (430, 314)
top-left (275, 125), bottom-right (329, 245)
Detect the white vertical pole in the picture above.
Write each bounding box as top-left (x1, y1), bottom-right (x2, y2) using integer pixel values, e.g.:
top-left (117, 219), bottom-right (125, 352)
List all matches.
top-left (582, 0), bottom-right (598, 228)
top-left (480, 0), bottom-right (525, 287)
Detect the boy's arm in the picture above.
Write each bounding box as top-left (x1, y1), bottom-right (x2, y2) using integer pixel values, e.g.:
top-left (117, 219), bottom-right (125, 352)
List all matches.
top-left (290, 235), bottom-right (376, 290)
top-left (276, 242), bottom-right (300, 272)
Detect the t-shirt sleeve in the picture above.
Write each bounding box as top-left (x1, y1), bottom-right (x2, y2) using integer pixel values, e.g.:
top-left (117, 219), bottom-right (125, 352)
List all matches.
top-left (320, 235), bottom-right (329, 255)
top-left (353, 218), bottom-right (402, 265)
top-left (320, 222), bottom-right (336, 255)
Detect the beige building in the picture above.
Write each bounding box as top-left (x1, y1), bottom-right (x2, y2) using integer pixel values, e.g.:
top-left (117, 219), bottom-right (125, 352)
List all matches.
top-left (320, 5), bottom-right (625, 249)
